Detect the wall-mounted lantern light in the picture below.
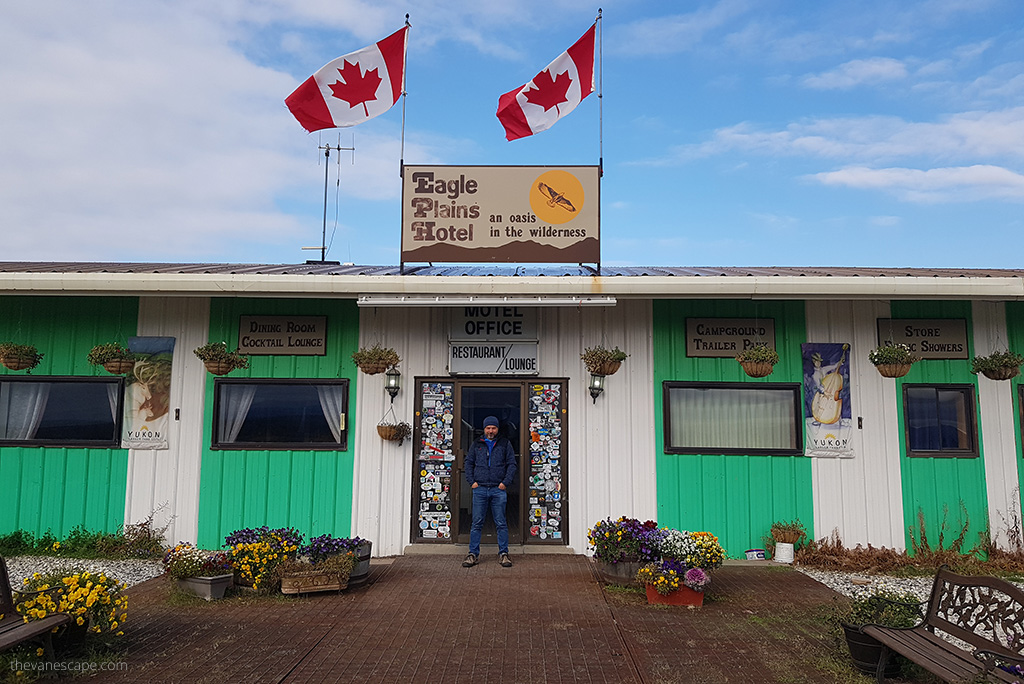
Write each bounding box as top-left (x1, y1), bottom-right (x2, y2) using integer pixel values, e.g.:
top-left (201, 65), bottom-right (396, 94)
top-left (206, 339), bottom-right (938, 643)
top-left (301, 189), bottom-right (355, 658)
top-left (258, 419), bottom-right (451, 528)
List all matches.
top-left (589, 373), bottom-right (605, 403)
top-left (385, 366), bottom-right (401, 403)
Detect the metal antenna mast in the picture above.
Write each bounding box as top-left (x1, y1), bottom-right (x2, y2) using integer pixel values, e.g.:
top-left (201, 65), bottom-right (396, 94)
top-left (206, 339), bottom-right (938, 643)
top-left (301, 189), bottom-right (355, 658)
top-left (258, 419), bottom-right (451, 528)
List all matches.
top-left (309, 141), bottom-right (354, 263)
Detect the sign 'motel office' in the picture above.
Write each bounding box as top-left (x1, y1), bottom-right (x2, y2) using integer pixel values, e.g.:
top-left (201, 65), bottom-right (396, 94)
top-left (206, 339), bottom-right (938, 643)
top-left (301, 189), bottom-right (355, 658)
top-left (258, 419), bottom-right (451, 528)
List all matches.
top-left (449, 307), bottom-right (538, 375)
top-left (401, 165), bottom-right (600, 264)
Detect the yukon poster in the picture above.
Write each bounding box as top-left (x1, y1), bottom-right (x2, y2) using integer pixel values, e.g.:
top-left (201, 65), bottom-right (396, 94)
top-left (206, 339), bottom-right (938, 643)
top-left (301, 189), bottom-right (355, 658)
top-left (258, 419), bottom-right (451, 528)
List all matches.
top-left (121, 336), bottom-right (175, 450)
top-left (401, 165), bottom-right (599, 264)
top-left (801, 343), bottom-right (853, 458)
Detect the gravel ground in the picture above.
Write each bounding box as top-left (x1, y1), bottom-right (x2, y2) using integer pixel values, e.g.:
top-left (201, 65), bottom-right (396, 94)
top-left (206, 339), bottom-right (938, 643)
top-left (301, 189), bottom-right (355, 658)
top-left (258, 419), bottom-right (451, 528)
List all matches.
top-left (4, 556), bottom-right (164, 589)
top-left (798, 565), bottom-right (1024, 602)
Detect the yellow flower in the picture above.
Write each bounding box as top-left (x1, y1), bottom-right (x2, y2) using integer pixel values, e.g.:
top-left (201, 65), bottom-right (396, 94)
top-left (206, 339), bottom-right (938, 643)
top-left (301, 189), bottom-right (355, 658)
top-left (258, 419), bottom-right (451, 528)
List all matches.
top-left (77, 617), bottom-right (84, 626)
top-left (36, 648), bottom-right (44, 657)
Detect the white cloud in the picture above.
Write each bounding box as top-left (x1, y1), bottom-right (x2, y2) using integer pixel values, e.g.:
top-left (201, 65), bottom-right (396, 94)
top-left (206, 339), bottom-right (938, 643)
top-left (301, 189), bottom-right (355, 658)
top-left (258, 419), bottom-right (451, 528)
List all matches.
top-left (609, 0), bottom-right (752, 56)
top-left (802, 57), bottom-right (908, 89)
top-left (811, 165), bottom-right (1024, 202)
top-left (869, 215), bottom-right (902, 227)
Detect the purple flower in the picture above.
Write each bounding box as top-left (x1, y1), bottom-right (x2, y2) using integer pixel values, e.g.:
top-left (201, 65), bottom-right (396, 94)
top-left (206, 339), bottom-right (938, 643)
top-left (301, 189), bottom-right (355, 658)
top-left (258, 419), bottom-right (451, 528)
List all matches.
top-left (683, 567), bottom-right (711, 592)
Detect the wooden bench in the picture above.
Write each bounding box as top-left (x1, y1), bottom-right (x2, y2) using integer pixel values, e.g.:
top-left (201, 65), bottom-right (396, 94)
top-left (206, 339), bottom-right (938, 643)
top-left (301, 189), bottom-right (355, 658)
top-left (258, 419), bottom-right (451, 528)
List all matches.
top-left (0, 556), bottom-right (72, 660)
top-left (861, 566), bottom-right (1024, 683)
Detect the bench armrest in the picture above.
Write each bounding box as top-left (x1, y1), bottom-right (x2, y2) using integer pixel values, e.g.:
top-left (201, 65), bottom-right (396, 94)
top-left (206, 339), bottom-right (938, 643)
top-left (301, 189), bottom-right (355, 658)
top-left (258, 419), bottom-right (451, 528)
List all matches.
top-left (865, 594), bottom-right (928, 623)
top-left (972, 649), bottom-right (1024, 674)
top-left (12, 585), bottom-right (65, 607)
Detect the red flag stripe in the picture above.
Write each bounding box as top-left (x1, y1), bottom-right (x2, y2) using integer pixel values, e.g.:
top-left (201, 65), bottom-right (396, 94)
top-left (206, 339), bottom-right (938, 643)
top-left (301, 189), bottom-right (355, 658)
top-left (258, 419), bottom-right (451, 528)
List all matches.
top-left (378, 26), bottom-right (407, 104)
top-left (496, 88), bottom-right (532, 142)
top-left (285, 76), bottom-right (335, 134)
top-left (568, 25), bottom-right (595, 98)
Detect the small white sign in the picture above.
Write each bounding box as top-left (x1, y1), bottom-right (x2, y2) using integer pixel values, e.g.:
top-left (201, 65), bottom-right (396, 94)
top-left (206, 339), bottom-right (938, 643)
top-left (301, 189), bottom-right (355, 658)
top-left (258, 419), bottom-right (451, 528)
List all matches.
top-left (449, 342), bottom-right (539, 375)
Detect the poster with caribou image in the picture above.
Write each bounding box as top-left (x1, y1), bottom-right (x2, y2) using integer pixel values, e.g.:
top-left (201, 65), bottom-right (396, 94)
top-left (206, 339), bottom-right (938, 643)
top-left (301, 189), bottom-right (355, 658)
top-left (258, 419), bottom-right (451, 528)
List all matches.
top-left (801, 343), bottom-right (853, 458)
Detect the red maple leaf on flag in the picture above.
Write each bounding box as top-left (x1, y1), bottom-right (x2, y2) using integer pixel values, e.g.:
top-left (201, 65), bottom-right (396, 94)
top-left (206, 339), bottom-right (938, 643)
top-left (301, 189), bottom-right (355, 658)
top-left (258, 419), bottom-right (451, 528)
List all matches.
top-left (328, 60), bottom-right (382, 117)
top-left (523, 69), bottom-right (572, 112)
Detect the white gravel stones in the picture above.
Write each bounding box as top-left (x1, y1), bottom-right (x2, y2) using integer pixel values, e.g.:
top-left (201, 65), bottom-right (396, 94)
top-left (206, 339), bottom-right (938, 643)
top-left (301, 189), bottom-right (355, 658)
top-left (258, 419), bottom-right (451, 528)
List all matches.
top-left (798, 566), bottom-right (1024, 601)
top-left (5, 556), bottom-right (164, 589)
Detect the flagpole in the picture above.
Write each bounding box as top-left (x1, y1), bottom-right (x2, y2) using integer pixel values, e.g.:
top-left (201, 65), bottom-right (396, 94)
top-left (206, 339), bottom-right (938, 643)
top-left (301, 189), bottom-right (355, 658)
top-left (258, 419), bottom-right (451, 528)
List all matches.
top-left (400, 14), bottom-right (410, 174)
top-left (597, 8), bottom-right (603, 179)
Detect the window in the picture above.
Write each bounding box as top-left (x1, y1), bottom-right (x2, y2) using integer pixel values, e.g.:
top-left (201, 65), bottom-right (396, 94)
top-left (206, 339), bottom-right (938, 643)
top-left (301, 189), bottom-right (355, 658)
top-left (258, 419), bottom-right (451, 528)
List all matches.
top-left (663, 382), bottom-right (802, 455)
top-left (0, 377), bottom-right (123, 447)
top-left (903, 384), bottom-right (977, 457)
top-left (212, 379), bottom-right (349, 450)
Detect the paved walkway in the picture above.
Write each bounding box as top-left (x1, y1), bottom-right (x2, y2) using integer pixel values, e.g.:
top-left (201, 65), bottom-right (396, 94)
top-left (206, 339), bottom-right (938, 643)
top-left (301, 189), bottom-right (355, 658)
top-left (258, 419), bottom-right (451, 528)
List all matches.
top-left (72, 555), bottom-right (858, 684)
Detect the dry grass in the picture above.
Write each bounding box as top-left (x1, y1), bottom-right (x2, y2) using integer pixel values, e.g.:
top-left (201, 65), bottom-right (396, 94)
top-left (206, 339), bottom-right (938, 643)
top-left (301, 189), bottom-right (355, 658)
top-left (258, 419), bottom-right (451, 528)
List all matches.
top-left (796, 499), bottom-right (1024, 579)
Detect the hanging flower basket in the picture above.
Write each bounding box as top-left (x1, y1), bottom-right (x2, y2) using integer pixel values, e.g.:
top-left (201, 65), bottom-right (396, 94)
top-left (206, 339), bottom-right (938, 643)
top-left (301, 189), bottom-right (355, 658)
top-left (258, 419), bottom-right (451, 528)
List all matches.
top-left (204, 360), bottom-right (236, 376)
top-left (971, 350), bottom-right (1024, 381)
top-left (87, 343), bottom-right (138, 375)
top-left (739, 360), bottom-right (774, 378)
top-left (0, 343), bottom-right (43, 372)
top-left (377, 408), bottom-right (411, 445)
top-left (581, 345), bottom-right (628, 376)
top-left (352, 345), bottom-right (400, 376)
top-left (194, 342), bottom-right (249, 375)
top-left (875, 363), bottom-right (913, 378)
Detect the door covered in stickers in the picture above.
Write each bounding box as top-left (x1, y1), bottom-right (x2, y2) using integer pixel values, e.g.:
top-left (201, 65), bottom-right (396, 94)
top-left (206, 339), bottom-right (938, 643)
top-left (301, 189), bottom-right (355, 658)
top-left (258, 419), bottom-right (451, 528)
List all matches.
top-left (412, 379), bottom-right (567, 546)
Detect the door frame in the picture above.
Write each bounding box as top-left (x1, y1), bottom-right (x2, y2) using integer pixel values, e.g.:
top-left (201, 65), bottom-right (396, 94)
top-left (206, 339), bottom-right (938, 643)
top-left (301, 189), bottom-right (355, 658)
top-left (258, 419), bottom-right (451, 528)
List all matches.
top-left (410, 376), bottom-right (569, 547)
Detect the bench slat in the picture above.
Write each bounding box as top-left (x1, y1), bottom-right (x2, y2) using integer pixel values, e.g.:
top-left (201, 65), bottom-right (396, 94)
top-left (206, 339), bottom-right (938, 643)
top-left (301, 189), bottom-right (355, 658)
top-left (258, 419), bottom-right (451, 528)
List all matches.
top-left (0, 614), bottom-right (72, 653)
top-left (863, 626), bottom-right (984, 681)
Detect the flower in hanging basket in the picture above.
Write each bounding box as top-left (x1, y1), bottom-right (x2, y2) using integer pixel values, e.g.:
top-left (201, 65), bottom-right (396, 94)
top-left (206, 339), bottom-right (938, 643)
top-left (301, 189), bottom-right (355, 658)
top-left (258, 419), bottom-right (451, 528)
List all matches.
top-left (0, 342), bottom-right (44, 371)
top-left (735, 344), bottom-right (779, 377)
top-left (377, 420), bottom-right (412, 445)
top-left (352, 344), bottom-right (400, 374)
top-left (867, 341), bottom-right (918, 378)
top-left (581, 345), bottom-right (628, 375)
top-left (970, 349), bottom-right (1024, 381)
top-left (193, 342), bottom-right (249, 375)
top-left (87, 342), bottom-right (140, 374)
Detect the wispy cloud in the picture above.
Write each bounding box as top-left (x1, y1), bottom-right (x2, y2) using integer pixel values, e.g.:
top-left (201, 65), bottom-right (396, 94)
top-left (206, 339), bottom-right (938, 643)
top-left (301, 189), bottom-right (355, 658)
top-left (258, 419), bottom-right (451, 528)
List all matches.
top-left (802, 57), bottom-right (908, 89)
top-left (811, 165), bottom-right (1024, 202)
top-left (608, 0), bottom-right (752, 56)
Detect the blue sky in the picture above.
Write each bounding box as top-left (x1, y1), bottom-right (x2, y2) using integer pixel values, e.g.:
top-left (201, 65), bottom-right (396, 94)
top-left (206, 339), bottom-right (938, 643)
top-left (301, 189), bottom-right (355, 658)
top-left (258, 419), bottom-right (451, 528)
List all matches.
top-left (2, 1), bottom-right (1022, 267)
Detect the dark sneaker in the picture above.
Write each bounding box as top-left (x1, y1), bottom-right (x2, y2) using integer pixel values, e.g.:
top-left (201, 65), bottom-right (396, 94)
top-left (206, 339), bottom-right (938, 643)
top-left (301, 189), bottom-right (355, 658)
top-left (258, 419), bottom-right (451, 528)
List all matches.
top-left (499, 553), bottom-right (513, 568)
top-left (462, 553), bottom-right (478, 567)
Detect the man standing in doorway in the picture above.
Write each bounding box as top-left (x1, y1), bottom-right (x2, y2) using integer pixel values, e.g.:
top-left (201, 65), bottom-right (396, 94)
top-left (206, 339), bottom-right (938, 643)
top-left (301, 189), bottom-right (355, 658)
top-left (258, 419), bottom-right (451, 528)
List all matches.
top-left (463, 415), bottom-right (517, 568)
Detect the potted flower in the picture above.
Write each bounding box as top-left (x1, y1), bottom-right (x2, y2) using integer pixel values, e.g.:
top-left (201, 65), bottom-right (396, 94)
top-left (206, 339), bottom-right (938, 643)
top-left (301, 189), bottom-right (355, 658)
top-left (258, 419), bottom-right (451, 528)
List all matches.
top-left (301, 534), bottom-right (373, 587)
top-left (970, 349), bottom-right (1024, 381)
top-left (86, 342), bottom-right (139, 375)
top-left (581, 345), bottom-right (628, 376)
top-left (636, 560), bottom-right (711, 606)
top-left (868, 341), bottom-right (918, 378)
top-left (587, 517), bottom-right (666, 585)
top-left (279, 534), bottom-right (360, 595)
top-left (829, 587), bottom-right (923, 677)
top-left (163, 542), bottom-right (234, 600)
top-left (193, 342), bottom-right (249, 375)
top-left (766, 519), bottom-right (806, 564)
top-left (351, 344), bottom-right (400, 375)
top-left (225, 526), bottom-right (303, 593)
top-left (735, 343), bottom-right (779, 378)
top-left (377, 420), bottom-right (412, 445)
top-left (0, 342), bottom-right (43, 372)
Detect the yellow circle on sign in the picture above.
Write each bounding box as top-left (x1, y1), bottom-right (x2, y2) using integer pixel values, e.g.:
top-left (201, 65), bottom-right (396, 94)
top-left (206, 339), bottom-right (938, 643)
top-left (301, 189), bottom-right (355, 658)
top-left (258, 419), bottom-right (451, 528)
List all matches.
top-left (421, 470), bottom-right (427, 477)
top-left (529, 170), bottom-right (585, 225)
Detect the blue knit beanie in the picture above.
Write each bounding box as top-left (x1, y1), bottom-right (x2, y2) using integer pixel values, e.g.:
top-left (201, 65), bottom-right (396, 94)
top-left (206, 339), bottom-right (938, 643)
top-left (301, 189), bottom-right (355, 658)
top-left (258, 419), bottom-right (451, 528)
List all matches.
top-left (483, 416), bottom-right (499, 428)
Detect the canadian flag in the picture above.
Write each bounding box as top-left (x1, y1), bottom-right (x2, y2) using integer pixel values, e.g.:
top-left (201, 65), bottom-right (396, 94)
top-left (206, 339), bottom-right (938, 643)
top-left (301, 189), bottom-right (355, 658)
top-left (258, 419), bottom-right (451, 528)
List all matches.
top-left (496, 25), bottom-right (596, 141)
top-left (286, 27), bottom-right (408, 133)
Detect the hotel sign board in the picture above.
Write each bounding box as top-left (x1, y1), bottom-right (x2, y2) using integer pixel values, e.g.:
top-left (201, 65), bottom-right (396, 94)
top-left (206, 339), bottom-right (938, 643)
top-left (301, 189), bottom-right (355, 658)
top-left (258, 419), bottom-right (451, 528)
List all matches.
top-left (876, 319), bottom-right (968, 359)
top-left (686, 318), bottom-right (776, 358)
top-left (238, 315), bottom-right (327, 355)
top-left (401, 165), bottom-right (599, 264)
top-left (449, 342), bottom-right (539, 375)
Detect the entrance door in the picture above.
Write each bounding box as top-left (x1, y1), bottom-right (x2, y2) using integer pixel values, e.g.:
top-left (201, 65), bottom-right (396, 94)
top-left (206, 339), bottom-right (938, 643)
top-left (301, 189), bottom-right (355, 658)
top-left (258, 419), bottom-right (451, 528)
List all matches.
top-left (411, 378), bottom-right (568, 547)
top-left (456, 384), bottom-right (523, 546)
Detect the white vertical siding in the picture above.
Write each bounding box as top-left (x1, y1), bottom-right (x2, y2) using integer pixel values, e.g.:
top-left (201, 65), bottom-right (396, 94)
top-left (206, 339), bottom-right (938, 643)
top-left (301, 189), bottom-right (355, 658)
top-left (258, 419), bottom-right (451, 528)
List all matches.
top-left (806, 300), bottom-right (906, 549)
top-left (124, 297), bottom-right (210, 545)
top-left (972, 301), bottom-right (1021, 549)
top-left (351, 300), bottom-right (656, 556)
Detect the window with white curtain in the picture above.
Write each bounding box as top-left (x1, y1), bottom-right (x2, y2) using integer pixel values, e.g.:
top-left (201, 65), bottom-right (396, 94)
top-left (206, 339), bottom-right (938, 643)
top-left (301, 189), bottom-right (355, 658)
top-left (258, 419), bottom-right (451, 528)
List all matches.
top-left (0, 377), bottom-right (123, 447)
top-left (904, 384), bottom-right (977, 457)
top-left (212, 379), bottom-right (349, 450)
top-left (663, 382), bottom-right (802, 455)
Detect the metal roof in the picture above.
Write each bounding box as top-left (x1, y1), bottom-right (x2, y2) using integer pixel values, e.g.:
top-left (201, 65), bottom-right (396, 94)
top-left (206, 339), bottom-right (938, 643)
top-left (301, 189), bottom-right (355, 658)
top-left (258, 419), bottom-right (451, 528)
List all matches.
top-left (1, 262), bottom-right (1022, 278)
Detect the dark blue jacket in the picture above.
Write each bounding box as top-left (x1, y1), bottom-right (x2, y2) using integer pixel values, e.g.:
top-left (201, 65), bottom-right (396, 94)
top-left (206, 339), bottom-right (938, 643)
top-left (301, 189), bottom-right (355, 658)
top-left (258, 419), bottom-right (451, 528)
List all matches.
top-left (465, 436), bottom-right (517, 488)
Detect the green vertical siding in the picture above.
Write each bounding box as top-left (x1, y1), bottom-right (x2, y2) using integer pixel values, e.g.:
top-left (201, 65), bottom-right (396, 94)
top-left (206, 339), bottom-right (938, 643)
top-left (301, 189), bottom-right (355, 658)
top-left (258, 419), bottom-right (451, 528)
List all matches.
top-left (1003, 302), bottom-right (1024, 524)
top-left (196, 298), bottom-right (359, 549)
top-left (890, 301), bottom-right (988, 554)
top-left (653, 300), bottom-right (811, 557)
top-left (0, 296), bottom-right (138, 537)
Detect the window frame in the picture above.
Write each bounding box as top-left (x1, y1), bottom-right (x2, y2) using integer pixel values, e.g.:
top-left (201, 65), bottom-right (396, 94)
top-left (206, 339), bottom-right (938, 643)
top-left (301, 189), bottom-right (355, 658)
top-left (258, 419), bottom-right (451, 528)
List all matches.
top-left (662, 381), bottom-right (803, 456)
top-left (0, 375), bottom-right (125, 449)
top-left (902, 383), bottom-right (978, 458)
top-left (211, 377), bottom-right (350, 451)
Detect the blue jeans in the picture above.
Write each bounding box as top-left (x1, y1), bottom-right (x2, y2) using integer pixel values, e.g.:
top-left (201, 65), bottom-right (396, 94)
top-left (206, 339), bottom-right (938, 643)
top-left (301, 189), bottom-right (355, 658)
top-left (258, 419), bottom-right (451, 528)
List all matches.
top-left (469, 485), bottom-right (508, 555)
